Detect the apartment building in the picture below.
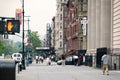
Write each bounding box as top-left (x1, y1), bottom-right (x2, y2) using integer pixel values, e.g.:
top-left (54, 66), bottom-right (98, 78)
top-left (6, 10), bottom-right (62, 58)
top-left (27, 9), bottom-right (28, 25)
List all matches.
top-left (52, 0), bottom-right (88, 56)
top-left (62, 1), bottom-right (68, 55)
top-left (63, 0), bottom-right (87, 56)
top-left (55, 0), bottom-right (68, 56)
top-left (65, 0), bottom-right (79, 55)
top-left (51, 17), bottom-right (55, 50)
top-left (46, 23), bottom-right (51, 48)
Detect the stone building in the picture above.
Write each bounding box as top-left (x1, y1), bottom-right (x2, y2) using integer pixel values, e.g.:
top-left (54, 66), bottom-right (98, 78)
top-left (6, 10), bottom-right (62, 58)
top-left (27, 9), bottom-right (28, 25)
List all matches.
top-left (111, 0), bottom-right (120, 69)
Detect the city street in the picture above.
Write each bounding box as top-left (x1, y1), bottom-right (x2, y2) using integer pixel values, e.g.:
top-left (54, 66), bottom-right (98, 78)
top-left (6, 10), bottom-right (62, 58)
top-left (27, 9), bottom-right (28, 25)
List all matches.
top-left (16, 61), bottom-right (120, 80)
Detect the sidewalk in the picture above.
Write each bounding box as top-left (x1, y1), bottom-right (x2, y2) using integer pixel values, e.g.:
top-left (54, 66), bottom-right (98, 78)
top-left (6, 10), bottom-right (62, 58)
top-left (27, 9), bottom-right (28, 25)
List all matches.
top-left (16, 61), bottom-right (120, 80)
top-left (16, 61), bottom-right (57, 80)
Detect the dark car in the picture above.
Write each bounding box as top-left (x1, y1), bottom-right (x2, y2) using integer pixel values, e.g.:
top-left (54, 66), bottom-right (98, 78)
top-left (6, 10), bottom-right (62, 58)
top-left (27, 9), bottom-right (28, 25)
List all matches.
top-left (65, 57), bottom-right (73, 65)
top-left (28, 57), bottom-right (32, 64)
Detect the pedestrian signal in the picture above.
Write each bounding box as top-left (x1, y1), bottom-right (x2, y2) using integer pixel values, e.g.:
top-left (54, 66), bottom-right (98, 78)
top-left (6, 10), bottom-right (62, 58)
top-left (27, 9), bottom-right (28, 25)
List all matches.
top-left (7, 20), bottom-right (20, 34)
top-left (0, 21), bottom-right (5, 34)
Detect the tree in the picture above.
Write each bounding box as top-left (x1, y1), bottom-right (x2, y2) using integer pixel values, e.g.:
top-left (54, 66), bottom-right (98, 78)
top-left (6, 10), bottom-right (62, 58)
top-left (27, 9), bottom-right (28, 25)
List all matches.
top-left (27, 31), bottom-right (42, 53)
top-left (0, 40), bottom-right (5, 55)
top-left (3, 43), bottom-right (18, 55)
top-left (0, 40), bottom-right (19, 55)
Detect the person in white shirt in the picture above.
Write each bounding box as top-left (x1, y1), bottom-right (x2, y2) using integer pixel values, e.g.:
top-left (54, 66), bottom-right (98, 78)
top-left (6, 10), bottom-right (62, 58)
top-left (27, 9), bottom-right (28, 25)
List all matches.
top-left (35, 56), bottom-right (38, 64)
top-left (46, 57), bottom-right (51, 65)
top-left (101, 52), bottom-right (109, 75)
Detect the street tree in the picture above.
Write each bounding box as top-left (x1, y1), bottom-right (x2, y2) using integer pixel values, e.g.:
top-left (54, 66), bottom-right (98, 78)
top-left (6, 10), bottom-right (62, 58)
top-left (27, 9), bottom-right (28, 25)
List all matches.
top-left (0, 40), bottom-right (18, 55)
top-left (26, 31), bottom-right (42, 53)
top-left (0, 40), bottom-right (5, 55)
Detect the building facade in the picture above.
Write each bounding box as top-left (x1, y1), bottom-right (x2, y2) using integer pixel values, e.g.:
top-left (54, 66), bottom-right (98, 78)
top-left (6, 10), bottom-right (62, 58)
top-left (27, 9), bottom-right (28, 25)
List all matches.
top-left (112, 0), bottom-right (120, 54)
top-left (63, 0), bottom-right (87, 56)
top-left (111, 0), bottom-right (120, 69)
top-left (46, 23), bottom-right (51, 48)
top-left (87, 0), bottom-right (111, 53)
top-left (51, 17), bottom-right (56, 50)
top-left (66, 0), bottom-right (79, 55)
top-left (55, 0), bottom-right (68, 56)
top-left (53, 0), bottom-right (88, 56)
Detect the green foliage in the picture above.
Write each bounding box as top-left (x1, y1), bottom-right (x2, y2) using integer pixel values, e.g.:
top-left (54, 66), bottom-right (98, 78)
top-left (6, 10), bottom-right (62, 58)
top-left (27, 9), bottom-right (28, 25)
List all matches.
top-left (0, 40), bottom-right (5, 55)
top-left (14, 41), bottom-right (22, 51)
top-left (3, 43), bottom-right (18, 55)
top-left (0, 40), bottom-right (20, 55)
top-left (27, 31), bottom-right (42, 52)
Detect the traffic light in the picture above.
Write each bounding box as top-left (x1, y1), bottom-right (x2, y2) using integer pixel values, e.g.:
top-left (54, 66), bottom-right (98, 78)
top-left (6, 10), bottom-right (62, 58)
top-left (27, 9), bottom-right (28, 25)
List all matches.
top-left (0, 21), bottom-right (5, 34)
top-left (6, 20), bottom-right (20, 34)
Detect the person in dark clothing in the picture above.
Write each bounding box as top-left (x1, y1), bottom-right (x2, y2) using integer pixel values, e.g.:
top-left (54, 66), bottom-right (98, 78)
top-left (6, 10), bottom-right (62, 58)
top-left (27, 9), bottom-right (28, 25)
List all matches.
top-left (61, 54), bottom-right (66, 66)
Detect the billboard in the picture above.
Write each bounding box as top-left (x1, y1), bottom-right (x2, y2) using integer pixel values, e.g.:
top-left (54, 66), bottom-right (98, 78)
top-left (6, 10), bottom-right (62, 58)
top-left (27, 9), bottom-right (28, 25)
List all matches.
top-left (15, 8), bottom-right (22, 25)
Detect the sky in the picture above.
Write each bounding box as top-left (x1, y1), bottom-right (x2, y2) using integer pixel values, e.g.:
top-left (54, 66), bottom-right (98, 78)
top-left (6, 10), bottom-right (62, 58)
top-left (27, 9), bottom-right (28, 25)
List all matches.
top-left (0, 0), bottom-right (56, 42)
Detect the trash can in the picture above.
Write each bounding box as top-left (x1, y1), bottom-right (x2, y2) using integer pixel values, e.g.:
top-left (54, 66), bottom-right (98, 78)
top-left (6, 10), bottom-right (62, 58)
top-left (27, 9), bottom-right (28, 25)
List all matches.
top-left (0, 60), bottom-right (16, 80)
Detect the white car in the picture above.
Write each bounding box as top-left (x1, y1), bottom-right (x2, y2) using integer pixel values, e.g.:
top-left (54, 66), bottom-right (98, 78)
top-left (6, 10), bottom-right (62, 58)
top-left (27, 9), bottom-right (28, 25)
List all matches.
top-left (12, 53), bottom-right (22, 62)
top-left (57, 60), bottom-right (62, 65)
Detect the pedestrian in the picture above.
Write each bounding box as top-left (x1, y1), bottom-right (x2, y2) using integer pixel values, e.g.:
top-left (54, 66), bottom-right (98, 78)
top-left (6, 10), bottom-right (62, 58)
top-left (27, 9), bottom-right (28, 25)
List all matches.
top-left (61, 54), bottom-right (66, 66)
top-left (101, 52), bottom-right (109, 75)
top-left (77, 54), bottom-right (83, 66)
top-left (35, 55), bottom-right (38, 64)
top-left (46, 56), bottom-right (51, 65)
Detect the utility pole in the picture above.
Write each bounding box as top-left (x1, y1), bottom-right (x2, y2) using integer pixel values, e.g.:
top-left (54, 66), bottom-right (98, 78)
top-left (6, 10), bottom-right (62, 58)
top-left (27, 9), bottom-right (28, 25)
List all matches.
top-left (22, 0), bottom-right (26, 69)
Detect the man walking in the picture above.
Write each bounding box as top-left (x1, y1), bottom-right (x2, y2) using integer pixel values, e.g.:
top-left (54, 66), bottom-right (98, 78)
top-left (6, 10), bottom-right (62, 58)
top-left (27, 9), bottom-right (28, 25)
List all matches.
top-left (101, 52), bottom-right (109, 75)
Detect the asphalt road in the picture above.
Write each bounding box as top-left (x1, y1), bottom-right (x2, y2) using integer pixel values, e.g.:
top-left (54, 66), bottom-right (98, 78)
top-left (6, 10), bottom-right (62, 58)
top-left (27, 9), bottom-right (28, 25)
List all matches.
top-left (16, 61), bottom-right (120, 80)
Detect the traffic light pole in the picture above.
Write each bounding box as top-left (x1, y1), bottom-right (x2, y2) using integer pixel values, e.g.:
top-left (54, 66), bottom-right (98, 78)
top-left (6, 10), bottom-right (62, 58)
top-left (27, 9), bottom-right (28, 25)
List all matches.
top-left (22, 0), bottom-right (26, 70)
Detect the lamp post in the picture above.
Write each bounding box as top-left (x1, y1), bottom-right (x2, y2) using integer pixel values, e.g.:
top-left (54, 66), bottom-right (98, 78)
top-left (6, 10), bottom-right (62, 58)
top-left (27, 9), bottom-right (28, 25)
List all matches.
top-left (22, 0), bottom-right (26, 69)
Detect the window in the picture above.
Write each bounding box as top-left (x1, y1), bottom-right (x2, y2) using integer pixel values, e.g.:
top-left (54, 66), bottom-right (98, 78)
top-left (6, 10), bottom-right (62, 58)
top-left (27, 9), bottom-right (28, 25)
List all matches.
top-left (60, 14), bottom-right (62, 20)
top-left (72, 1), bottom-right (75, 7)
top-left (60, 23), bottom-right (62, 29)
top-left (60, 7), bottom-right (62, 11)
top-left (64, 21), bottom-right (67, 28)
top-left (60, 34), bottom-right (62, 39)
top-left (72, 13), bottom-right (74, 19)
top-left (72, 25), bottom-right (76, 34)
top-left (60, 32), bottom-right (62, 39)
top-left (60, 41), bottom-right (62, 47)
top-left (64, 11), bottom-right (67, 17)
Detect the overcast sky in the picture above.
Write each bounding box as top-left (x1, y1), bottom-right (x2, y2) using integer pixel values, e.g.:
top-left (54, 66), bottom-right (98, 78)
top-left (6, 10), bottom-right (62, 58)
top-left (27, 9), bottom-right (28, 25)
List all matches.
top-left (0, 0), bottom-right (56, 42)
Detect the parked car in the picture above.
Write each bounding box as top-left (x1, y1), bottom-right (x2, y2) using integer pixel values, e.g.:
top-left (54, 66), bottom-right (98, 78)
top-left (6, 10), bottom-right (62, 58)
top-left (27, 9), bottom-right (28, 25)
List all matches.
top-left (65, 57), bottom-right (73, 65)
top-left (57, 60), bottom-right (62, 65)
top-left (28, 57), bottom-right (32, 64)
top-left (12, 53), bottom-right (22, 63)
top-left (57, 57), bottom-right (73, 65)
